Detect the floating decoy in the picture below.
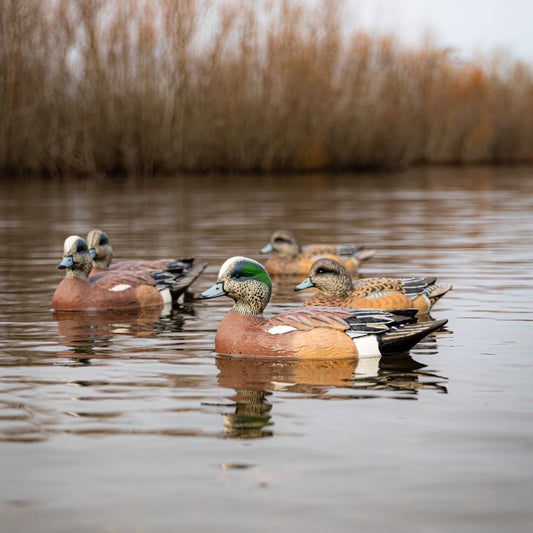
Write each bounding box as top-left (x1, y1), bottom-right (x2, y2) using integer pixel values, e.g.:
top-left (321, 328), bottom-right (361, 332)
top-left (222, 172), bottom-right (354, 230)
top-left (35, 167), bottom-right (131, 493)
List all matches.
top-left (87, 229), bottom-right (205, 277)
top-left (199, 256), bottom-right (447, 359)
top-left (260, 229), bottom-right (375, 276)
top-left (53, 236), bottom-right (204, 311)
top-left (295, 258), bottom-right (452, 315)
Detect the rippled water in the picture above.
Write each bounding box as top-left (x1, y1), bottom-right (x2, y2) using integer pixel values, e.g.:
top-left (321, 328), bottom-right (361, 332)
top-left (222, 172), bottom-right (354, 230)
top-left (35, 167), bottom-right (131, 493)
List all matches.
top-left (1, 167), bottom-right (532, 532)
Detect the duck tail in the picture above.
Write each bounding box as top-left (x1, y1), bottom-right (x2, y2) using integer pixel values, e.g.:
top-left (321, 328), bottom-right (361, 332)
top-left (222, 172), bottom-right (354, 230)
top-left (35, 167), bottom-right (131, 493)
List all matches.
top-left (170, 262), bottom-right (208, 302)
top-left (164, 257), bottom-right (195, 273)
top-left (427, 284), bottom-right (453, 308)
top-left (378, 318), bottom-right (448, 355)
top-left (355, 249), bottom-right (376, 263)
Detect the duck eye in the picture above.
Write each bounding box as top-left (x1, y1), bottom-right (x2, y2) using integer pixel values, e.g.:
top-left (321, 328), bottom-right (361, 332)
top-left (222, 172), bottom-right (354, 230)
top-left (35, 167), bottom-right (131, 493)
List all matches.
top-left (234, 273), bottom-right (241, 279)
top-left (317, 268), bottom-right (325, 274)
top-left (99, 234), bottom-right (109, 245)
top-left (76, 241), bottom-right (88, 253)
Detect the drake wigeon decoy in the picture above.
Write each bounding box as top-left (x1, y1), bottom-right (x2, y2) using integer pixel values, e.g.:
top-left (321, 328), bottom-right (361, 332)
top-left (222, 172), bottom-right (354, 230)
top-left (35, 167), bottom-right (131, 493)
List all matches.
top-left (259, 229), bottom-right (375, 276)
top-left (199, 256), bottom-right (447, 359)
top-left (87, 229), bottom-right (206, 278)
top-left (295, 258), bottom-right (452, 315)
top-left (52, 236), bottom-right (203, 311)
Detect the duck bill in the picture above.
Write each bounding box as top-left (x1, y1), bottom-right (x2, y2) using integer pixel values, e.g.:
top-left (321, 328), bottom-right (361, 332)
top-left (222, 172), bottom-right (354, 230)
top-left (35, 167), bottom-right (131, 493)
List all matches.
top-left (294, 277), bottom-right (314, 291)
top-left (58, 256), bottom-right (74, 269)
top-left (260, 243), bottom-right (273, 254)
top-left (199, 281), bottom-right (226, 299)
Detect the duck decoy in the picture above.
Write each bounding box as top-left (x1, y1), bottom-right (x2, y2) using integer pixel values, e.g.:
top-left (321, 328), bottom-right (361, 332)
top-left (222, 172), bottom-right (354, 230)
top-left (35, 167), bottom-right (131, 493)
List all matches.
top-left (87, 229), bottom-right (205, 278)
top-left (295, 258), bottom-right (452, 315)
top-left (52, 235), bottom-right (203, 311)
top-left (199, 256), bottom-right (447, 359)
top-left (260, 229), bottom-right (375, 276)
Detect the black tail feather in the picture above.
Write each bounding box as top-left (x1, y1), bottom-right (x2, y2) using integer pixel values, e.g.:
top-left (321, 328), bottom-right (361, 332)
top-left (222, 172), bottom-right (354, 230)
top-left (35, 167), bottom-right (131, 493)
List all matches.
top-left (378, 318), bottom-right (448, 355)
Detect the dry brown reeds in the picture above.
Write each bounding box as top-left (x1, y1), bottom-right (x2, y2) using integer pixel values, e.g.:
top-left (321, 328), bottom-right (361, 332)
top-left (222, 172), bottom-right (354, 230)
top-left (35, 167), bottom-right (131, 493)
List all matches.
top-left (1, 0), bottom-right (533, 176)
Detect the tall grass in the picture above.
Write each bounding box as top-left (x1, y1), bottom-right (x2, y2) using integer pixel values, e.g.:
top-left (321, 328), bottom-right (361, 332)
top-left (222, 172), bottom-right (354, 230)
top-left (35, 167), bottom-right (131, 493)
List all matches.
top-left (1, 0), bottom-right (533, 175)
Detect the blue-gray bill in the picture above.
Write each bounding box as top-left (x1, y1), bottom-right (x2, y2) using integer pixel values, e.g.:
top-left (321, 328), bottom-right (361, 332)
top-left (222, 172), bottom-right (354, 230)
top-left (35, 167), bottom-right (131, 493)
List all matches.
top-left (199, 282), bottom-right (226, 299)
top-left (294, 277), bottom-right (314, 291)
top-left (58, 256), bottom-right (74, 269)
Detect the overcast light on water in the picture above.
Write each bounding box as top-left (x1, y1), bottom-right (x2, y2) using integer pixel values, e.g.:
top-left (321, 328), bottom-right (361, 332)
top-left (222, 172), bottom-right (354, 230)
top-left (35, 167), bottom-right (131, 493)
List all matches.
top-left (1, 167), bottom-right (532, 532)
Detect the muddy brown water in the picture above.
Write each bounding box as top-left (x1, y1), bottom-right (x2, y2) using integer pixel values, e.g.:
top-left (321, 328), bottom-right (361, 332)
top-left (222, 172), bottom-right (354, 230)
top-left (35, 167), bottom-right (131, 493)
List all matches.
top-left (1, 167), bottom-right (532, 532)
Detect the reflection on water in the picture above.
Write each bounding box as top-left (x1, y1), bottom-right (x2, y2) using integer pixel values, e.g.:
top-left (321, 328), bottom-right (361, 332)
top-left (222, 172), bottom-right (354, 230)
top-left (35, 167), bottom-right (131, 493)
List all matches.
top-left (1, 168), bottom-right (533, 532)
top-left (220, 390), bottom-right (274, 439)
top-left (53, 306), bottom-right (191, 361)
top-left (214, 347), bottom-right (448, 438)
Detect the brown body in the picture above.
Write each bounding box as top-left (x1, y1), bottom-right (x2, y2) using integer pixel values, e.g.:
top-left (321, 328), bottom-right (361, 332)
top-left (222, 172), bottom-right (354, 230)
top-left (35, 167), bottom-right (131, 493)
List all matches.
top-left (91, 259), bottom-right (175, 275)
top-left (265, 250), bottom-right (363, 277)
top-left (214, 309), bottom-right (358, 359)
top-left (261, 230), bottom-right (375, 276)
top-left (297, 258), bottom-right (452, 315)
top-left (53, 271), bottom-right (165, 311)
top-left (304, 290), bottom-right (417, 311)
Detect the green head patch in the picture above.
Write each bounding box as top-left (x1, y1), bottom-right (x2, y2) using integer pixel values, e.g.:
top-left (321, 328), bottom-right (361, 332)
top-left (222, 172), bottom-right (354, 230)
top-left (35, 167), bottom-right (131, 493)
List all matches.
top-left (99, 232), bottom-right (110, 245)
top-left (229, 258), bottom-right (272, 290)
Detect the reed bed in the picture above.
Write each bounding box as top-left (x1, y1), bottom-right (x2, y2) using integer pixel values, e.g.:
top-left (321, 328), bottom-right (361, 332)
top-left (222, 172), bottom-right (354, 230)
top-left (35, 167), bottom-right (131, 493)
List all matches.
top-left (1, 0), bottom-right (533, 176)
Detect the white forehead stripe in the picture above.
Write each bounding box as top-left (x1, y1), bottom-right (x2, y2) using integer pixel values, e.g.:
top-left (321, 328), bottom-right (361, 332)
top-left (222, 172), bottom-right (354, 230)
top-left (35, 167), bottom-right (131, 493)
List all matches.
top-left (108, 284), bottom-right (132, 292)
top-left (267, 325), bottom-right (297, 335)
top-left (64, 235), bottom-right (83, 254)
top-left (218, 256), bottom-right (262, 276)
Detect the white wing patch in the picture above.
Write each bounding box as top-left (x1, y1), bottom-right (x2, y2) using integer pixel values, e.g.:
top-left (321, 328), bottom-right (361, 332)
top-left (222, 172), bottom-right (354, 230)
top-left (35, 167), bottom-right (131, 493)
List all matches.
top-left (267, 325), bottom-right (297, 335)
top-left (108, 284), bottom-right (132, 292)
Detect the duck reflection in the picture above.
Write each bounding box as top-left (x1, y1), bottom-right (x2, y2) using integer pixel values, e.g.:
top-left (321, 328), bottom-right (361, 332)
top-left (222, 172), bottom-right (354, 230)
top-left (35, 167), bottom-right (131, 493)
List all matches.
top-left (346, 353), bottom-right (448, 395)
top-left (217, 357), bottom-right (358, 439)
top-left (216, 353), bottom-right (447, 439)
top-left (53, 305), bottom-right (190, 362)
top-left (221, 389), bottom-right (274, 439)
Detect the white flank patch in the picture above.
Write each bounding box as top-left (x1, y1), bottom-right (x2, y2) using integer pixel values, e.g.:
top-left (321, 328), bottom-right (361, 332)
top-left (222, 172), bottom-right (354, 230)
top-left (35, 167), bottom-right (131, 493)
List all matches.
top-left (160, 288), bottom-right (172, 305)
top-left (267, 325), bottom-right (297, 335)
top-left (352, 335), bottom-right (381, 357)
top-left (108, 284), bottom-right (132, 292)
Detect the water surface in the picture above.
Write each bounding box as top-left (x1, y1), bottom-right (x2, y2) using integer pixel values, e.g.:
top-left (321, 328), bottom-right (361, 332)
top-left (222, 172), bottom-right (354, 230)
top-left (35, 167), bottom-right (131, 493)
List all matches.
top-left (1, 167), bottom-right (532, 532)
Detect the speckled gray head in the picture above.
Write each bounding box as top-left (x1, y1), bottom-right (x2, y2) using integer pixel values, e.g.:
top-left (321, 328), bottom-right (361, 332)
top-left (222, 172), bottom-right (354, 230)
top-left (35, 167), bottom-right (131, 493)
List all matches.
top-left (87, 229), bottom-right (113, 269)
top-left (295, 257), bottom-right (353, 297)
top-left (58, 235), bottom-right (93, 279)
top-left (260, 230), bottom-right (301, 259)
top-left (199, 256), bottom-right (272, 315)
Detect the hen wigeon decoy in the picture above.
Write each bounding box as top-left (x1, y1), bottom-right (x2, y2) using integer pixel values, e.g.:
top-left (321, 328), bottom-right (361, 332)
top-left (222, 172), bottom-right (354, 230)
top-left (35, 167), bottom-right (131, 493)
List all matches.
top-left (259, 229), bottom-right (375, 276)
top-left (199, 256), bottom-right (447, 359)
top-left (295, 258), bottom-right (452, 315)
top-left (87, 229), bottom-right (206, 278)
top-left (52, 236), bottom-right (203, 311)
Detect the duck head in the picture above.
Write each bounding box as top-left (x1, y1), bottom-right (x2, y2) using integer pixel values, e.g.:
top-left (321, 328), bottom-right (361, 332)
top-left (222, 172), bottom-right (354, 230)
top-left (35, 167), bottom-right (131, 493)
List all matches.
top-left (295, 258), bottom-right (353, 297)
top-left (260, 230), bottom-right (301, 259)
top-left (199, 256), bottom-right (272, 316)
top-left (87, 229), bottom-right (113, 269)
top-left (58, 235), bottom-right (95, 279)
